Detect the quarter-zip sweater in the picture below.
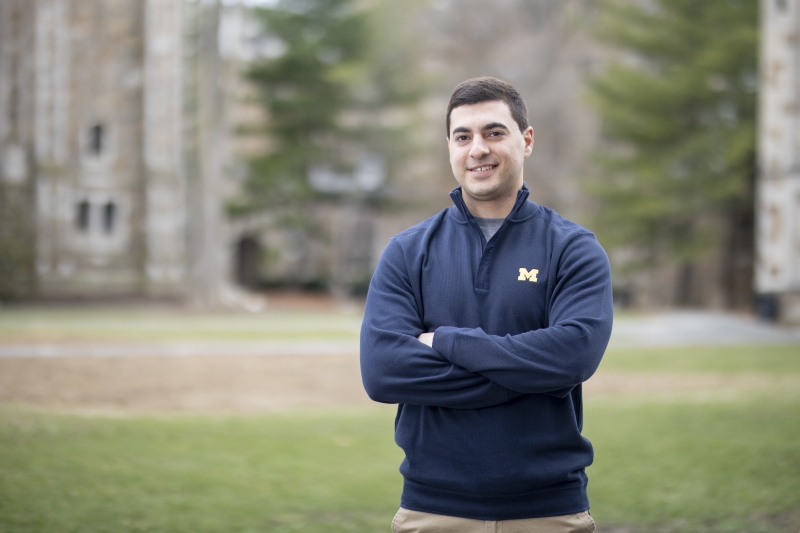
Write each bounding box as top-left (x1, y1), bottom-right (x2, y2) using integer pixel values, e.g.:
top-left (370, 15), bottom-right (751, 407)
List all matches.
top-left (360, 185), bottom-right (613, 520)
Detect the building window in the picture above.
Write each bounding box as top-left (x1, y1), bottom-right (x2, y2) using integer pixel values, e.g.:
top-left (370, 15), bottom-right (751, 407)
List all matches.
top-left (88, 124), bottom-right (104, 156)
top-left (77, 201), bottom-right (90, 231)
top-left (103, 201), bottom-right (116, 233)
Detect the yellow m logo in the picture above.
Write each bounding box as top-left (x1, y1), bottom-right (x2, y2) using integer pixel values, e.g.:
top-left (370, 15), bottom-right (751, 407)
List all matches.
top-left (518, 268), bottom-right (539, 282)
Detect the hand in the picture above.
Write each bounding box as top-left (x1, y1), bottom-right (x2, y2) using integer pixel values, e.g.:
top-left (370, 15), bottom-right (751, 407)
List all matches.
top-left (417, 332), bottom-right (434, 347)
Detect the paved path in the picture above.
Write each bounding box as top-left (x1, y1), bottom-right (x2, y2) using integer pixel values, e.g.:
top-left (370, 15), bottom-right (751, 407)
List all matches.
top-left (0, 339), bottom-right (360, 358)
top-left (0, 311), bottom-right (798, 358)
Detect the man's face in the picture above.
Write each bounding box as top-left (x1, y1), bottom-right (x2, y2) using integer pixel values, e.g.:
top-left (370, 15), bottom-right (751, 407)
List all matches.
top-left (447, 100), bottom-right (534, 213)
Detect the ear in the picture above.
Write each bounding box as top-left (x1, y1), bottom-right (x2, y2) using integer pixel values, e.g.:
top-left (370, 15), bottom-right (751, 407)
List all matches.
top-left (522, 127), bottom-right (534, 158)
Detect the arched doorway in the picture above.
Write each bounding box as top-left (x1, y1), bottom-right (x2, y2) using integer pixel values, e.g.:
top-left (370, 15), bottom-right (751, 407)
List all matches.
top-left (235, 236), bottom-right (261, 288)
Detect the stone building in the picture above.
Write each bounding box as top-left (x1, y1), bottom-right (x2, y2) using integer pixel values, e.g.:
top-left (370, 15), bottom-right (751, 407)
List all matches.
top-left (0, 0), bottom-right (191, 299)
top-left (0, 0), bottom-right (400, 303)
top-left (7, 0), bottom-right (771, 309)
top-left (757, 0), bottom-right (800, 322)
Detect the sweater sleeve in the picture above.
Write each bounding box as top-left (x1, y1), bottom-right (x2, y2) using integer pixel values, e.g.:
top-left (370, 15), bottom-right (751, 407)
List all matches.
top-left (431, 233), bottom-right (613, 396)
top-left (360, 238), bottom-right (517, 409)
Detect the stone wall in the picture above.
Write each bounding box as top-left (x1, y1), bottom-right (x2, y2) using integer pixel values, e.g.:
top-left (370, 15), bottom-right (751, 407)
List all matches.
top-left (0, 0), bottom-right (41, 299)
top-left (757, 0), bottom-right (800, 322)
top-left (0, 0), bottom-right (194, 300)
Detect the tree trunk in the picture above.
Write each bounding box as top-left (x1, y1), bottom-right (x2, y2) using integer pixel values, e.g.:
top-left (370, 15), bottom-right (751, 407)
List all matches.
top-left (720, 208), bottom-right (754, 310)
top-left (674, 261), bottom-right (695, 307)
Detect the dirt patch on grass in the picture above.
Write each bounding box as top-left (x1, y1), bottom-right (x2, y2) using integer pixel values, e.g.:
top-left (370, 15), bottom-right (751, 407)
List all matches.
top-left (1, 353), bottom-right (797, 414)
top-left (0, 354), bottom-right (372, 414)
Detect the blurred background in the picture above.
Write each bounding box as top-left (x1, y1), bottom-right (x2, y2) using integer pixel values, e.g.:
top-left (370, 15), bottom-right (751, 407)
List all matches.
top-left (0, 1), bottom-right (799, 532)
top-left (1, 0), bottom-right (796, 319)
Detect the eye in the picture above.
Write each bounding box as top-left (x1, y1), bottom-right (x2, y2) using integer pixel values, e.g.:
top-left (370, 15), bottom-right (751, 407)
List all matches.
top-left (488, 130), bottom-right (504, 137)
top-left (455, 135), bottom-right (469, 142)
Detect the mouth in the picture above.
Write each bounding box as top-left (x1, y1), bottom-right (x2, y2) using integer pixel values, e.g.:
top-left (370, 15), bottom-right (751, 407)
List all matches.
top-left (469, 164), bottom-right (497, 174)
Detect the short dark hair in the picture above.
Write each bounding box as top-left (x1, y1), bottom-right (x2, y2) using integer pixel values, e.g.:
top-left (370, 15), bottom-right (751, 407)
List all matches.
top-left (446, 77), bottom-right (529, 137)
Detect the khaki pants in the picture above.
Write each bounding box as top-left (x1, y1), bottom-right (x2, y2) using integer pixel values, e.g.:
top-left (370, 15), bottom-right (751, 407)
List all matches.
top-left (391, 507), bottom-right (595, 533)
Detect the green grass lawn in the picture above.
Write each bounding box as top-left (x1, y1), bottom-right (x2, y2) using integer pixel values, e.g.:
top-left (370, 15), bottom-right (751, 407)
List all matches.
top-left (1, 396), bottom-right (797, 533)
top-left (0, 307), bottom-right (362, 343)
top-left (584, 344), bottom-right (800, 531)
top-left (585, 400), bottom-right (800, 531)
top-left (0, 407), bottom-right (403, 533)
top-left (600, 344), bottom-right (800, 374)
top-left (0, 309), bottom-right (798, 532)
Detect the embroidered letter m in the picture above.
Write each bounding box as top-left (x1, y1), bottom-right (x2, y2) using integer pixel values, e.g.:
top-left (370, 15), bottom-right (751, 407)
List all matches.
top-left (518, 268), bottom-right (539, 282)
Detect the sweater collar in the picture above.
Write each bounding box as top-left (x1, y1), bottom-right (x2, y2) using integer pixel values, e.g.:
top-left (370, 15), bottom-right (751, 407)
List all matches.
top-left (449, 183), bottom-right (538, 224)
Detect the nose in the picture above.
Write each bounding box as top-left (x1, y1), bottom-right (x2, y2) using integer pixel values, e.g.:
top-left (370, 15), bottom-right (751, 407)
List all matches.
top-left (469, 136), bottom-right (490, 159)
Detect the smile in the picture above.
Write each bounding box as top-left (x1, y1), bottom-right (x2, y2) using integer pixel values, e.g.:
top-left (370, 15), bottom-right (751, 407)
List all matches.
top-left (469, 165), bottom-right (497, 173)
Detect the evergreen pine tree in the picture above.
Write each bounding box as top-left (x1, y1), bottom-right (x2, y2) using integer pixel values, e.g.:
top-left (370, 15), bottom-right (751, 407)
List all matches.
top-left (245, 0), bottom-right (369, 207)
top-left (587, 0), bottom-right (757, 306)
top-left (244, 0), bottom-right (426, 210)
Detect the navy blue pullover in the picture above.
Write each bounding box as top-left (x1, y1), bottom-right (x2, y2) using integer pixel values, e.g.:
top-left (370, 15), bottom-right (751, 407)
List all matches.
top-left (360, 185), bottom-right (613, 520)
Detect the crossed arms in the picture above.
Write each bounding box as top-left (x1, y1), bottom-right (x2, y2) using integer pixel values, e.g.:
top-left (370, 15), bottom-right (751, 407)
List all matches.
top-left (359, 234), bottom-right (613, 410)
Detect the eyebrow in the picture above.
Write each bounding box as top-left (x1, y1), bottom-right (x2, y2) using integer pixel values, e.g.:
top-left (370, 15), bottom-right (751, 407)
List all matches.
top-left (451, 122), bottom-right (511, 136)
top-left (482, 122), bottom-right (510, 132)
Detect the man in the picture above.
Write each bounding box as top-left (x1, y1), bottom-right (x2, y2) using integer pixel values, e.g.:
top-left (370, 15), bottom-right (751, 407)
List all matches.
top-left (360, 77), bottom-right (612, 532)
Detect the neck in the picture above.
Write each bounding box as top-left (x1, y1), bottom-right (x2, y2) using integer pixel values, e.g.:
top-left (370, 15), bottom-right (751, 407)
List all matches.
top-left (462, 191), bottom-right (519, 219)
